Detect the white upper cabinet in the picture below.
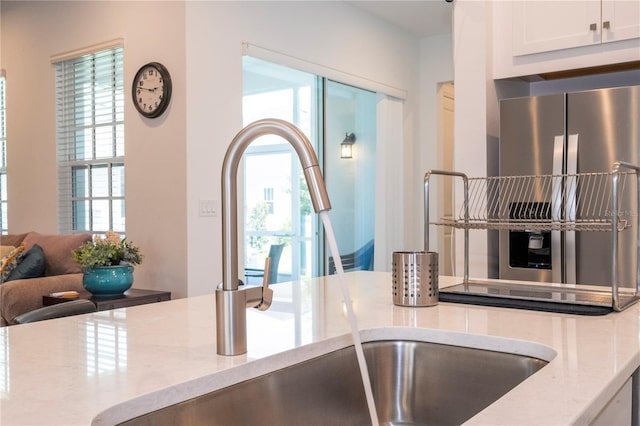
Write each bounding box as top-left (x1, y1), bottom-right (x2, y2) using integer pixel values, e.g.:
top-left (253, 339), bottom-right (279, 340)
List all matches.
top-left (489, 1), bottom-right (639, 79)
top-left (601, 0), bottom-right (640, 43)
top-left (513, 0), bottom-right (640, 56)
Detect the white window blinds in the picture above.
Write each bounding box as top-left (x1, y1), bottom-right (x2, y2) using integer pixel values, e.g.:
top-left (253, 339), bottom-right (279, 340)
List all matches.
top-left (55, 47), bottom-right (125, 235)
top-left (0, 73), bottom-right (7, 234)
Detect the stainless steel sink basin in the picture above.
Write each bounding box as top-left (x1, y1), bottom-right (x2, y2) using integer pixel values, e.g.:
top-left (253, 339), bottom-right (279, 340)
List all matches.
top-left (119, 340), bottom-right (547, 426)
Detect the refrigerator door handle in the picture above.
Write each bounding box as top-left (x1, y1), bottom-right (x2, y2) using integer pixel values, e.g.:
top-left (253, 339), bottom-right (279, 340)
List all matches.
top-left (551, 135), bottom-right (564, 283)
top-left (565, 134), bottom-right (579, 284)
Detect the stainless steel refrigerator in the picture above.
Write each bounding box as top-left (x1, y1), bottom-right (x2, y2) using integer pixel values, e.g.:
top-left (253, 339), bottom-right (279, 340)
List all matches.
top-left (499, 85), bottom-right (640, 287)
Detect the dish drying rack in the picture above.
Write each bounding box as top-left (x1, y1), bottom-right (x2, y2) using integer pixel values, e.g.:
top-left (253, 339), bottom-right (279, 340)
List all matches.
top-left (425, 161), bottom-right (640, 313)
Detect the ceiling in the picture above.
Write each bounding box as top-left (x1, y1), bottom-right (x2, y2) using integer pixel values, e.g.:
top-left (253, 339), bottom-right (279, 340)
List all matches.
top-left (347, 1), bottom-right (453, 38)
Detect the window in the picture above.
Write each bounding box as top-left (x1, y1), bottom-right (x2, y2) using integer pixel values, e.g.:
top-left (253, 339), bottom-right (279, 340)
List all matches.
top-left (263, 187), bottom-right (274, 214)
top-left (0, 72), bottom-right (7, 234)
top-left (55, 47), bottom-right (124, 235)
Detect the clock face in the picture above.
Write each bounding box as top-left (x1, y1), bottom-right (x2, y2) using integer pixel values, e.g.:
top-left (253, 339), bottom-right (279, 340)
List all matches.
top-left (132, 62), bottom-right (172, 118)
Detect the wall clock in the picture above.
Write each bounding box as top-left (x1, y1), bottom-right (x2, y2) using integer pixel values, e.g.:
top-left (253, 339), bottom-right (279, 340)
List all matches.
top-left (132, 62), bottom-right (172, 118)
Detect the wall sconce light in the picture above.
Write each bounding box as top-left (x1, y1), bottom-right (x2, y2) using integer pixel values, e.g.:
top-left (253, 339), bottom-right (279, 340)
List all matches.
top-left (340, 132), bottom-right (356, 159)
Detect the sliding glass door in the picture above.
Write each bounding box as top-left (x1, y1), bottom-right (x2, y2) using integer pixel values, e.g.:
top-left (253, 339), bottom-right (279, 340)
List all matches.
top-left (242, 57), bottom-right (320, 283)
top-left (242, 57), bottom-right (376, 283)
top-left (324, 80), bottom-right (376, 273)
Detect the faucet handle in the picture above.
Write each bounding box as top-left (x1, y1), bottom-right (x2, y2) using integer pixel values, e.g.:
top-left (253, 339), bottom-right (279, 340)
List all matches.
top-left (256, 257), bottom-right (273, 311)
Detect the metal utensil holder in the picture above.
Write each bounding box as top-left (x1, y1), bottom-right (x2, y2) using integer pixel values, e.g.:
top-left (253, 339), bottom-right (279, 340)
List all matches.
top-left (392, 251), bottom-right (439, 307)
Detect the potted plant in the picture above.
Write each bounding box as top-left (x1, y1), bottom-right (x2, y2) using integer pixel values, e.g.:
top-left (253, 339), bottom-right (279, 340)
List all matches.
top-left (72, 231), bottom-right (143, 297)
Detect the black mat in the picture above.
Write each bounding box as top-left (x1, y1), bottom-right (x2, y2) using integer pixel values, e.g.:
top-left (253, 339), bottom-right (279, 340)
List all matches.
top-left (438, 292), bottom-right (614, 316)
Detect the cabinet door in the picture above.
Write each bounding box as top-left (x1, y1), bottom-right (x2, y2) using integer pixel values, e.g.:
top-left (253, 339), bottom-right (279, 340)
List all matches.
top-left (591, 376), bottom-right (632, 425)
top-left (513, 1), bottom-right (601, 56)
top-left (602, 0), bottom-right (640, 43)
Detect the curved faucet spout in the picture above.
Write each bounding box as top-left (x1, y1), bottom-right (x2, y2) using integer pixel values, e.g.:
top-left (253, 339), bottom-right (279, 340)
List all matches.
top-left (222, 118), bottom-right (331, 291)
top-left (217, 118), bottom-right (331, 355)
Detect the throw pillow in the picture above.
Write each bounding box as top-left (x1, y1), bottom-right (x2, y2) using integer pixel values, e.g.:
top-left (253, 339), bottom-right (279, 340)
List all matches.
top-left (22, 232), bottom-right (92, 276)
top-left (6, 244), bottom-right (46, 282)
top-left (0, 245), bottom-right (17, 257)
top-left (0, 243), bottom-right (26, 283)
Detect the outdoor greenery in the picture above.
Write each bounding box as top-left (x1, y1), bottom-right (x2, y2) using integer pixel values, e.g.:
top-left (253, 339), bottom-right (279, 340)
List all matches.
top-left (248, 202), bottom-right (270, 250)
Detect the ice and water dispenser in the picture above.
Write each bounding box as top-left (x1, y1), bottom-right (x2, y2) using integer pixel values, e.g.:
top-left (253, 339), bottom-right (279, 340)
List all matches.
top-left (508, 202), bottom-right (552, 270)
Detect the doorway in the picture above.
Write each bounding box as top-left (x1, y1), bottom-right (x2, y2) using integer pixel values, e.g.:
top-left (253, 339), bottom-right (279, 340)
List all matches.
top-left (437, 82), bottom-right (455, 276)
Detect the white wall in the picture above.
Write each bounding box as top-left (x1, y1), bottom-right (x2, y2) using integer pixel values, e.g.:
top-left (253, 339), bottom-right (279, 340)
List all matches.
top-left (417, 34), bottom-right (454, 253)
top-left (185, 1), bottom-right (422, 295)
top-left (451, 0), bottom-right (494, 278)
top-left (1, 1), bottom-right (187, 297)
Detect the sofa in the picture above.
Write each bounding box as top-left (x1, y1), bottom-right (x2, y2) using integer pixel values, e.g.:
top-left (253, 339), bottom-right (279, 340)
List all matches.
top-left (0, 232), bottom-right (92, 325)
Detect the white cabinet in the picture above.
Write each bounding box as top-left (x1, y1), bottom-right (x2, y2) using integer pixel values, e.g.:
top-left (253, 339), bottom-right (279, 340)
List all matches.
top-left (513, 0), bottom-right (640, 56)
top-left (602, 0), bottom-right (640, 43)
top-left (591, 376), bottom-right (632, 426)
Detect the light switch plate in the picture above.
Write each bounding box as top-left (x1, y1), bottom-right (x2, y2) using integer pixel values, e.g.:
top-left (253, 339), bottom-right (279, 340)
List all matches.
top-left (199, 199), bottom-right (217, 217)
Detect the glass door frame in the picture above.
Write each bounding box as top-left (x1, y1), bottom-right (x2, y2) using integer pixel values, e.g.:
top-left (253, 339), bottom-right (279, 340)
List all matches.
top-left (242, 72), bottom-right (323, 282)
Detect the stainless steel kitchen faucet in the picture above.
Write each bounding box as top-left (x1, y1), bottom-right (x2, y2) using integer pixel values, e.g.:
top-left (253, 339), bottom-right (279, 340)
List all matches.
top-left (217, 118), bottom-right (332, 356)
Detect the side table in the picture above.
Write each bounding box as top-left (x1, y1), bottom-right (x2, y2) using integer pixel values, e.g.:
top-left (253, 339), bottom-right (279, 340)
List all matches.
top-left (43, 288), bottom-right (171, 312)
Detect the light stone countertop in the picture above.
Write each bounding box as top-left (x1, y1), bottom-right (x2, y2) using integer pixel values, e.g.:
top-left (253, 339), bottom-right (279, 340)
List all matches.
top-left (1, 271), bottom-right (639, 425)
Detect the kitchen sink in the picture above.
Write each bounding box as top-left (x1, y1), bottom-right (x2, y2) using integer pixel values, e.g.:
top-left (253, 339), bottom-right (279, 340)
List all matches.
top-left (119, 339), bottom-right (548, 426)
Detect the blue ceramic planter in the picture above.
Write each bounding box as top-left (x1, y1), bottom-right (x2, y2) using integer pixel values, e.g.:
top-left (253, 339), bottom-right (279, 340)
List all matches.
top-left (83, 265), bottom-right (134, 297)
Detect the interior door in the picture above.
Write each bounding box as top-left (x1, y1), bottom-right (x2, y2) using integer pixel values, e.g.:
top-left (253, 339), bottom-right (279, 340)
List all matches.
top-left (438, 82), bottom-right (455, 276)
